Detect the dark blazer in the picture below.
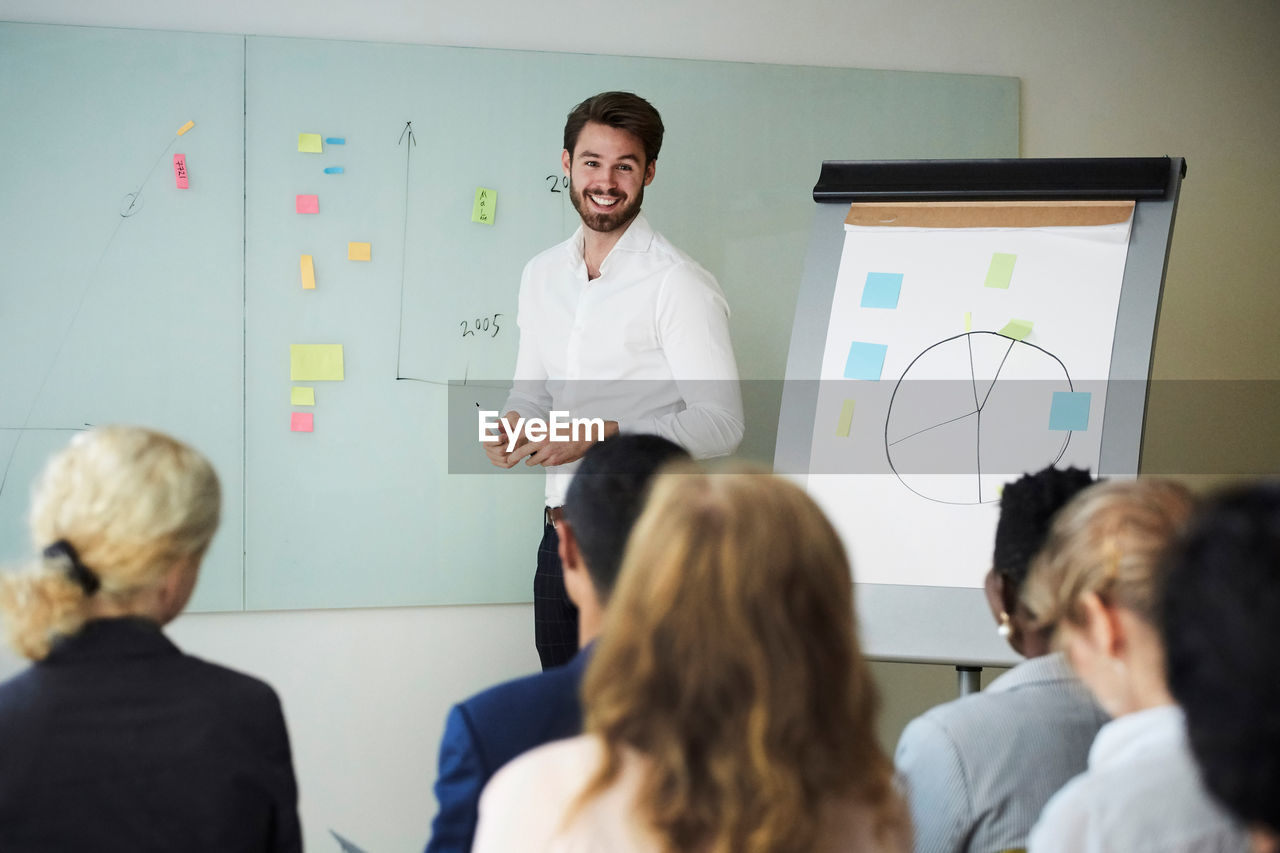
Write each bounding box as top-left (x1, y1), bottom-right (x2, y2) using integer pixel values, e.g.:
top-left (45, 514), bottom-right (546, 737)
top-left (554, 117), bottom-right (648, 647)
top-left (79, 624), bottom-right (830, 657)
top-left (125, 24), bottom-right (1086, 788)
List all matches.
top-left (0, 618), bottom-right (302, 853)
top-left (424, 646), bottom-right (591, 853)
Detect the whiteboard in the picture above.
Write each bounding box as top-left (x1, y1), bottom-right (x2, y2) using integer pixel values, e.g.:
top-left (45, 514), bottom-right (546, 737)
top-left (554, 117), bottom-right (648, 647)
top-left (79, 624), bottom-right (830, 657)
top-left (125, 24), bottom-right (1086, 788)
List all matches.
top-left (0, 23), bottom-right (1019, 611)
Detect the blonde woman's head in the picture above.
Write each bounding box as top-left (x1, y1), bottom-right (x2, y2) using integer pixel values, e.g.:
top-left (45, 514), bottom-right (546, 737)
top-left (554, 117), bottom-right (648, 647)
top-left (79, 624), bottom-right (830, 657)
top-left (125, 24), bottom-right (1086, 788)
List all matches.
top-left (579, 465), bottom-right (904, 853)
top-left (0, 426), bottom-right (220, 660)
top-left (1021, 477), bottom-right (1194, 715)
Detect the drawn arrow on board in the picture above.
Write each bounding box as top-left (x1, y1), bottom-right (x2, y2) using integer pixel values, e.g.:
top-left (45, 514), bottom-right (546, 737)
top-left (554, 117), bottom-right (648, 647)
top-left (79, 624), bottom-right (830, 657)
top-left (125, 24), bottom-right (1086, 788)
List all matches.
top-left (395, 121), bottom-right (417, 381)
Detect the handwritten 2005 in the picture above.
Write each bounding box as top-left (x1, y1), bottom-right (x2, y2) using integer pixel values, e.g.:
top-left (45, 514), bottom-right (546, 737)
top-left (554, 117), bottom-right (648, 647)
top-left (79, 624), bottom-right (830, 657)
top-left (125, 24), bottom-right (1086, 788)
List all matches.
top-left (461, 314), bottom-right (503, 338)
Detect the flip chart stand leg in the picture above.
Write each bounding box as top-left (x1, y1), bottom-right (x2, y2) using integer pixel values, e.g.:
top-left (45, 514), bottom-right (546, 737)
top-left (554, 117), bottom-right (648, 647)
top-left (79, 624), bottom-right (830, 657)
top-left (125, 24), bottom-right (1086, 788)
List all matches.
top-left (956, 665), bottom-right (983, 697)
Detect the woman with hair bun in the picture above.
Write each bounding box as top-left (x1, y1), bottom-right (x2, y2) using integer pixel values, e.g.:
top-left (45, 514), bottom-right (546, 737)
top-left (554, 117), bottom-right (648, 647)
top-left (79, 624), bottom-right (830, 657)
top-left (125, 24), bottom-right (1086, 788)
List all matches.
top-left (0, 426), bottom-right (301, 853)
top-left (473, 465), bottom-right (910, 853)
top-left (1022, 478), bottom-right (1248, 853)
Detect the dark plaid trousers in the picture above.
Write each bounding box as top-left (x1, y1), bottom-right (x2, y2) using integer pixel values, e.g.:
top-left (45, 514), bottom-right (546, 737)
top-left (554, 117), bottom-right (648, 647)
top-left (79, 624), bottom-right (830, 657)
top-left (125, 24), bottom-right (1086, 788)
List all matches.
top-left (534, 517), bottom-right (579, 670)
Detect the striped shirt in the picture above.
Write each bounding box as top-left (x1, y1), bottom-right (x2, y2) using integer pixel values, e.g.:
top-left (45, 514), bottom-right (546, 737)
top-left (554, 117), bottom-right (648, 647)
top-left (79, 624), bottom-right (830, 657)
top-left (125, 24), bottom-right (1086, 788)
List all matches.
top-left (895, 653), bottom-right (1108, 853)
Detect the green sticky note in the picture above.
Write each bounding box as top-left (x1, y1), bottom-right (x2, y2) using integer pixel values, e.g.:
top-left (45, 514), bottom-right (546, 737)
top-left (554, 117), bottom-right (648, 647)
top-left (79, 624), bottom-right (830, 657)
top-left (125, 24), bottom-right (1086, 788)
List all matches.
top-left (471, 187), bottom-right (497, 225)
top-left (290, 344), bottom-right (344, 381)
top-left (984, 252), bottom-right (1017, 289)
top-left (964, 311), bottom-right (972, 332)
top-left (836, 400), bottom-right (856, 438)
top-left (998, 318), bottom-right (1034, 341)
top-left (291, 387), bottom-right (315, 406)
top-left (298, 133), bottom-right (323, 153)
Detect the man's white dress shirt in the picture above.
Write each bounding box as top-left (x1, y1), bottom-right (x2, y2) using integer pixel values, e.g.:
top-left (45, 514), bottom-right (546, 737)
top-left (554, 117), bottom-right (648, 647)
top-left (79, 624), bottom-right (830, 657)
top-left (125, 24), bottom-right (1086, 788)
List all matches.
top-left (1028, 704), bottom-right (1249, 853)
top-left (504, 213), bottom-right (744, 506)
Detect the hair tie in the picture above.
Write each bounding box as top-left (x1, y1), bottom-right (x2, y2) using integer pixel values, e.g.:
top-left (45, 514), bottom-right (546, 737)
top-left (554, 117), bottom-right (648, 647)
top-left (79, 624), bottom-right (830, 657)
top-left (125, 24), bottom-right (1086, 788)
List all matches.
top-left (43, 539), bottom-right (100, 596)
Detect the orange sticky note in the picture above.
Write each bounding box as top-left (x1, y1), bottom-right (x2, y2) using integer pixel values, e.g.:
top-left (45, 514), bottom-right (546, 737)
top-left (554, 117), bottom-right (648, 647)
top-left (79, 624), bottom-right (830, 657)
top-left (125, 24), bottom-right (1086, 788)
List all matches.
top-left (348, 242), bottom-right (371, 261)
top-left (300, 254), bottom-right (316, 290)
top-left (176, 120), bottom-right (195, 136)
top-left (291, 412), bottom-right (314, 432)
top-left (296, 194), bottom-right (319, 214)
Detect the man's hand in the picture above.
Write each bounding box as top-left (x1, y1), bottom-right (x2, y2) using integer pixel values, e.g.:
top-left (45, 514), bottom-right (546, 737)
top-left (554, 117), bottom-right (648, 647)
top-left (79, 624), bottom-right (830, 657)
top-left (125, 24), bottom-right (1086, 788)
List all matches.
top-left (506, 421), bottom-right (619, 468)
top-left (481, 411), bottom-right (527, 469)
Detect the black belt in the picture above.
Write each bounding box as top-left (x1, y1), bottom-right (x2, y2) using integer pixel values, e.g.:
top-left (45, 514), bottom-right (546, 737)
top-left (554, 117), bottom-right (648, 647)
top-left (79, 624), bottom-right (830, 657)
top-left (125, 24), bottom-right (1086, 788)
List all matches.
top-left (544, 506), bottom-right (564, 526)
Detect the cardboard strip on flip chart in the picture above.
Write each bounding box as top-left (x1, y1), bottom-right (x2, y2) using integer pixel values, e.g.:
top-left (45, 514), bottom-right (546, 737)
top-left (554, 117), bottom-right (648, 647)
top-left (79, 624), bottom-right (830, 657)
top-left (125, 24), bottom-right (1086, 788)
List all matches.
top-left (845, 200), bottom-right (1135, 229)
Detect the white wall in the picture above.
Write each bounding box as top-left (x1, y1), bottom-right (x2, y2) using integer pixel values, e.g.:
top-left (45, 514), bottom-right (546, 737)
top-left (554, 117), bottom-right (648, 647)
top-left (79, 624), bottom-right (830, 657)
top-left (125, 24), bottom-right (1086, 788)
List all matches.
top-left (2, 1), bottom-right (1277, 851)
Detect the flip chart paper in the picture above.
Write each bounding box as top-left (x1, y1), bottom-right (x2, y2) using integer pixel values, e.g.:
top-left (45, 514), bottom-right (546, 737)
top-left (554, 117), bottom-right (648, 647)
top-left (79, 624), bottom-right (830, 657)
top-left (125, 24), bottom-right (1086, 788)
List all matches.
top-left (290, 344), bottom-right (344, 381)
top-left (298, 133), bottom-right (323, 153)
top-left (300, 254), bottom-right (315, 290)
top-left (296, 194), bottom-right (319, 214)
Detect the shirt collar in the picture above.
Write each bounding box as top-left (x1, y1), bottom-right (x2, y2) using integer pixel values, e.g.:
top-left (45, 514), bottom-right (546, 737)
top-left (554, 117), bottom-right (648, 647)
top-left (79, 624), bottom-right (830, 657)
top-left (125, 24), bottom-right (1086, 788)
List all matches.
top-left (1088, 704), bottom-right (1185, 770)
top-left (986, 651), bottom-right (1080, 694)
top-left (565, 213), bottom-right (655, 272)
top-left (44, 617), bottom-right (181, 664)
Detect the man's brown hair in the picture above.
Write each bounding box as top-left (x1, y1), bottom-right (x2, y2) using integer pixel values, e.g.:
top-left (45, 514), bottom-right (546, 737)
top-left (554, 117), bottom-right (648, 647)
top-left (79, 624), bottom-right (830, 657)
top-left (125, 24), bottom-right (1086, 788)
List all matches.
top-left (563, 91), bottom-right (664, 165)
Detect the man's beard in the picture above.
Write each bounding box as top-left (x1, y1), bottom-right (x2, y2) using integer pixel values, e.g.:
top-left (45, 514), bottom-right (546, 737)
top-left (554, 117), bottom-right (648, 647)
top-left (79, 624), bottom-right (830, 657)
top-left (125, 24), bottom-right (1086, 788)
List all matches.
top-left (568, 179), bottom-right (644, 234)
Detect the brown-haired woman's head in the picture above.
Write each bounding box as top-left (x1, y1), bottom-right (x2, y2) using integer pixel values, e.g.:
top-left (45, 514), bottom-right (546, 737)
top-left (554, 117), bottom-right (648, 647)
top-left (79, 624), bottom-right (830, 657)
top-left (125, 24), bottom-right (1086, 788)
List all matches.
top-left (0, 426), bottom-right (220, 660)
top-left (579, 464), bottom-right (904, 853)
top-left (1021, 478), bottom-right (1195, 716)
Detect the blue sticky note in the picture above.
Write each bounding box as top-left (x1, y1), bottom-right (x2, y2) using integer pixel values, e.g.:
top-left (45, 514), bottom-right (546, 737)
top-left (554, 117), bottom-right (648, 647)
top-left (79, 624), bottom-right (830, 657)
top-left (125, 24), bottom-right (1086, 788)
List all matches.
top-left (860, 272), bottom-right (903, 309)
top-left (1049, 391), bottom-right (1091, 431)
top-left (325, 137), bottom-right (346, 145)
top-left (324, 166), bottom-right (344, 174)
top-left (843, 341), bottom-right (888, 381)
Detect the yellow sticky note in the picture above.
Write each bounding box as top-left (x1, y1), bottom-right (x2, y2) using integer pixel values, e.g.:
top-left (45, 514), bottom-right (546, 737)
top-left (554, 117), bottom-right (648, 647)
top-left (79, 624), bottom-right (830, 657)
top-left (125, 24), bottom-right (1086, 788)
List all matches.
top-left (290, 344), bottom-right (345, 381)
top-left (471, 187), bottom-right (497, 225)
top-left (291, 387), bottom-right (316, 406)
top-left (998, 318), bottom-right (1034, 341)
top-left (298, 133), bottom-right (323, 154)
top-left (964, 311), bottom-right (972, 332)
top-left (176, 120), bottom-right (195, 136)
top-left (836, 400), bottom-right (856, 438)
top-left (984, 253), bottom-right (1017, 289)
top-left (300, 254), bottom-right (316, 290)
top-left (348, 242), bottom-right (371, 262)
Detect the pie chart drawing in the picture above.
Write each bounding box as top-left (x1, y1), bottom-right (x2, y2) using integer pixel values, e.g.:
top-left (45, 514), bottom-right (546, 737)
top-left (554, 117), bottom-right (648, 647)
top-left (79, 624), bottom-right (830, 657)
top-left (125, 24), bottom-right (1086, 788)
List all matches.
top-left (885, 331), bottom-right (1074, 505)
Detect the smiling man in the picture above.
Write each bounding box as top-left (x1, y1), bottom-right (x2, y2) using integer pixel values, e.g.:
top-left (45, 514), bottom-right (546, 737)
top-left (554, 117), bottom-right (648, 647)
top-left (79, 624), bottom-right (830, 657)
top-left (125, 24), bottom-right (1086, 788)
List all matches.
top-left (483, 91), bottom-right (744, 669)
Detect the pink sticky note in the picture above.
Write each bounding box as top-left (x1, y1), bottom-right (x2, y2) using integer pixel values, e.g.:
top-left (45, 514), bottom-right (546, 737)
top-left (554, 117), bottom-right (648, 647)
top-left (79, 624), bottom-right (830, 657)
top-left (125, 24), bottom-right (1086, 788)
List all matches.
top-left (173, 154), bottom-right (189, 189)
top-left (296, 194), bottom-right (319, 214)
top-left (290, 412), bottom-right (314, 432)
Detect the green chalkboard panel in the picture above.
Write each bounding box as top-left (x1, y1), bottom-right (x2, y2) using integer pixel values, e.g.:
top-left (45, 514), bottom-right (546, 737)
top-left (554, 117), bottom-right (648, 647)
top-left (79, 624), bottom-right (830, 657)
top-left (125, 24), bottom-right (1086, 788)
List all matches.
top-left (0, 22), bottom-right (1018, 610)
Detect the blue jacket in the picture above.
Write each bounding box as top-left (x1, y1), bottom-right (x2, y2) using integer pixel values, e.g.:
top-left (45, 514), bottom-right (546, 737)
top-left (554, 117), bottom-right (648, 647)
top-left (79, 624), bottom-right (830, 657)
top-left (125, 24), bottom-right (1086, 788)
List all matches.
top-left (424, 647), bottom-right (591, 853)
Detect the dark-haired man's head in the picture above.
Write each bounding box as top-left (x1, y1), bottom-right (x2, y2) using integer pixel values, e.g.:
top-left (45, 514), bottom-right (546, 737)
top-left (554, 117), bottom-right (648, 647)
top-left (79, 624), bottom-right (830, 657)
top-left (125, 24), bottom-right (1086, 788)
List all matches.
top-left (558, 434), bottom-right (689, 648)
top-left (985, 465), bottom-right (1097, 657)
top-left (561, 93), bottom-right (663, 237)
top-left (1162, 481), bottom-right (1280, 852)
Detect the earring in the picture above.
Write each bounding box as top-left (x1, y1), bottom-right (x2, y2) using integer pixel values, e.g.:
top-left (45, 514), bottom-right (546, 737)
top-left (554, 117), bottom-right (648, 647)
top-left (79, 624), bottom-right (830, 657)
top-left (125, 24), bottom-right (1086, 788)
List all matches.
top-left (997, 611), bottom-right (1012, 639)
